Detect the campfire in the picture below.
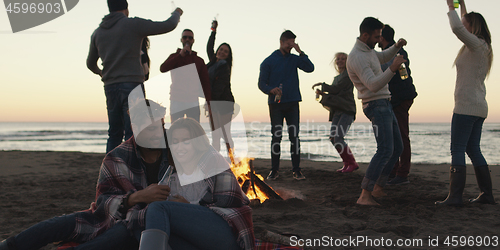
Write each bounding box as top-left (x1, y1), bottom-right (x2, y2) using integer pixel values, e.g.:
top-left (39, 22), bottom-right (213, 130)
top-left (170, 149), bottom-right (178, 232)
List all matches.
top-left (230, 157), bottom-right (282, 203)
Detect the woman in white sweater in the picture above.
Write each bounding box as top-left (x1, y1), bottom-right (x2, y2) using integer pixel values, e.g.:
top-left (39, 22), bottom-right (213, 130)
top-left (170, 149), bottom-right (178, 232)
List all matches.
top-left (437, 0), bottom-right (495, 206)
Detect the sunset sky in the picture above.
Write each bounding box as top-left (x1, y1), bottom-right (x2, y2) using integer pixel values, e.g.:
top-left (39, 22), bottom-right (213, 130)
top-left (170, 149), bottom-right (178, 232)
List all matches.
top-left (1, 0), bottom-right (499, 123)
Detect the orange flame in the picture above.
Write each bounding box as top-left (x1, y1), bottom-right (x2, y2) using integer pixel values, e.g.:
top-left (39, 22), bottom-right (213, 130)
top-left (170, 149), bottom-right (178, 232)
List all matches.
top-left (230, 155), bottom-right (278, 203)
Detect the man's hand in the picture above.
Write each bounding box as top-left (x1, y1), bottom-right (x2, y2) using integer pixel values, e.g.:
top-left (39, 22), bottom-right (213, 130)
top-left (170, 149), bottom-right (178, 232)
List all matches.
top-left (395, 39), bottom-right (407, 48)
top-left (211, 20), bottom-right (218, 31)
top-left (389, 55), bottom-right (408, 73)
top-left (180, 43), bottom-right (192, 57)
top-left (292, 43), bottom-right (302, 54)
top-left (270, 87), bottom-right (282, 96)
top-left (128, 184), bottom-right (170, 206)
top-left (175, 8), bottom-right (183, 16)
top-left (312, 82), bottom-right (322, 89)
top-left (170, 194), bottom-right (189, 203)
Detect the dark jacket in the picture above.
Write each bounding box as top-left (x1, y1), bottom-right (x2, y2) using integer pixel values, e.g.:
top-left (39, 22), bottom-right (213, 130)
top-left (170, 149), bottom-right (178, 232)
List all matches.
top-left (206, 31), bottom-right (235, 104)
top-left (320, 70), bottom-right (356, 120)
top-left (258, 50), bottom-right (314, 104)
top-left (87, 11), bottom-right (180, 85)
top-left (381, 41), bottom-right (417, 107)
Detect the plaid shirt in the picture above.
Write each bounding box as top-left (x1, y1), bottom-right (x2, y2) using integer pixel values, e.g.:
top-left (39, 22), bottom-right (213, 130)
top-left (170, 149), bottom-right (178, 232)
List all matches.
top-left (193, 149), bottom-right (255, 250)
top-left (73, 138), bottom-right (255, 249)
top-left (72, 137), bottom-right (169, 241)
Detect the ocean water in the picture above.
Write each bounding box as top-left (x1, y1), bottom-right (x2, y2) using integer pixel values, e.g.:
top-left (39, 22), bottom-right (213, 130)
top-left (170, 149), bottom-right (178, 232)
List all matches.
top-left (1, 122), bottom-right (499, 164)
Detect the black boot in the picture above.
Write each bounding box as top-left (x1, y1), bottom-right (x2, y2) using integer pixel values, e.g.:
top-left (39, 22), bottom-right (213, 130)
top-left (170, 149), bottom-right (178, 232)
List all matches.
top-left (469, 165), bottom-right (496, 204)
top-left (435, 166), bottom-right (466, 206)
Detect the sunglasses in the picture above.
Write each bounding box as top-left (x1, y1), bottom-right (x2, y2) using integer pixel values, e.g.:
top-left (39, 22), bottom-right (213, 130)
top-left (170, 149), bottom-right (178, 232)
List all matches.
top-left (182, 36), bottom-right (193, 40)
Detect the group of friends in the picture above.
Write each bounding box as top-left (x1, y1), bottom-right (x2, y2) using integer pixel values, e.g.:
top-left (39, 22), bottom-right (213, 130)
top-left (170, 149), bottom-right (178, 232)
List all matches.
top-left (0, 0), bottom-right (496, 249)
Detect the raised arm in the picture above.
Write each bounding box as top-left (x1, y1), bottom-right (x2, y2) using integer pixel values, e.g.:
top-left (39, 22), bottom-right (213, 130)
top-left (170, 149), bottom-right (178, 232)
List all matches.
top-left (447, 3), bottom-right (484, 50)
top-left (134, 9), bottom-right (182, 37)
top-left (460, 0), bottom-right (467, 17)
top-left (207, 21), bottom-right (218, 61)
top-left (207, 31), bottom-right (216, 61)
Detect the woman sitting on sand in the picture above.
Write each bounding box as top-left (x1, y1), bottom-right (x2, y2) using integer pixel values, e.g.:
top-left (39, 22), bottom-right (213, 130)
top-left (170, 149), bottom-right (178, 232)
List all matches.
top-left (138, 118), bottom-right (254, 250)
top-left (312, 52), bottom-right (359, 173)
top-left (436, 0), bottom-right (495, 206)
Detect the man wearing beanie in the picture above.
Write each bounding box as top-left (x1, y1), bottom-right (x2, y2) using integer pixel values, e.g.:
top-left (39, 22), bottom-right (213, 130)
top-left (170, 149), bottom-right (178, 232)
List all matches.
top-left (87, 0), bottom-right (183, 154)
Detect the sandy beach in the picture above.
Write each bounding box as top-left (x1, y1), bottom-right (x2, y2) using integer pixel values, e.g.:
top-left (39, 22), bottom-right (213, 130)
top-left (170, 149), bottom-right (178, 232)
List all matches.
top-left (1, 150), bottom-right (499, 249)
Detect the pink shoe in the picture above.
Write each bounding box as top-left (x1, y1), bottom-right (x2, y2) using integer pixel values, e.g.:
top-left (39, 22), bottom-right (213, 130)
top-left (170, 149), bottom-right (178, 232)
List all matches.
top-left (341, 164), bottom-right (359, 173)
top-left (337, 165), bottom-right (347, 172)
top-left (336, 145), bottom-right (359, 173)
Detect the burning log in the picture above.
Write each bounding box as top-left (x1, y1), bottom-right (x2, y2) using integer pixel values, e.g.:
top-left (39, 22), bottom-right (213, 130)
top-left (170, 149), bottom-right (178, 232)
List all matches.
top-left (249, 171), bottom-right (282, 200)
top-left (231, 157), bottom-right (283, 202)
top-left (241, 179), bottom-right (250, 194)
top-left (249, 160), bottom-right (282, 200)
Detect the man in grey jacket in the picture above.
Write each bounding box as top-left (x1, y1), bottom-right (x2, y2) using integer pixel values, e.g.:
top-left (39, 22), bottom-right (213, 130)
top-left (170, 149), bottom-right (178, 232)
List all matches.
top-left (87, 0), bottom-right (183, 153)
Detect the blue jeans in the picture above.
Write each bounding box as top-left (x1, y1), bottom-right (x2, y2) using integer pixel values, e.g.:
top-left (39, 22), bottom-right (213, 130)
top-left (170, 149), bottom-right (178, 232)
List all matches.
top-left (9, 213), bottom-right (137, 250)
top-left (330, 111), bottom-right (354, 150)
top-left (269, 102), bottom-right (300, 172)
top-left (104, 82), bottom-right (143, 153)
top-left (145, 201), bottom-right (238, 250)
top-left (451, 113), bottom-right (487, 167)
top-left (362, 99), bottom-right (403, 191)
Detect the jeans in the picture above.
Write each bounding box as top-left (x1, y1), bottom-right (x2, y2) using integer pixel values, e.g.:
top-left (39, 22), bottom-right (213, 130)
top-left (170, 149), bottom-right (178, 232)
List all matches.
top-left (104, 82), bottom-right (143, 153)
top-left (9, 213), bottom-right (137, 250)
top-left (330, 111), bottom-right (354, 150)
top-left (391, 99), bottom-right (414, 178)
top-left (269, 102), bottom-right (300, 172)
top-left (362, 99), bottom-right (403, 191)
top-left (451, 113), bottom-right (487, 167)
top-left (145, 201), bottom-right (238, 250)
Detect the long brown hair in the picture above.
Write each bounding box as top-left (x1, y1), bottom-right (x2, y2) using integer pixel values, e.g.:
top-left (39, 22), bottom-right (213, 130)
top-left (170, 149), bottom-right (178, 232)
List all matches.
top-left (455, 12), bottom-right (493, 76)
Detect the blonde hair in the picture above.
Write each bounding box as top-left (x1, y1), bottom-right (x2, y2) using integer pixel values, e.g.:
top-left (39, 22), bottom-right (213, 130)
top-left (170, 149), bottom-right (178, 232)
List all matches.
top-left (331, 52), bottom-right (348, 74)
top-left (455, 12), bottom-right (493, 76)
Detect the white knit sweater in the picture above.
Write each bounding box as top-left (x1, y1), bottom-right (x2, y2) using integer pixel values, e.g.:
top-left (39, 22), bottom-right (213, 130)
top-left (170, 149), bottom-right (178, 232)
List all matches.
top-left (346, 39), bottom-right (399, 103)
top-left (449, 10), bottom-right (489, 118)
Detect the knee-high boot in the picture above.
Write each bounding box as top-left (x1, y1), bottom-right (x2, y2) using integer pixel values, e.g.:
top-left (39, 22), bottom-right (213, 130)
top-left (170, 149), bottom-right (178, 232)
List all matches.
top-left (337, 145), bottom-right (359, 173)
top-left (469, 165), bottom-right (496, 204)
top-left (139, 229), bottom-right (171, 250)
top-left (435, 166), bottom-right (466, 206)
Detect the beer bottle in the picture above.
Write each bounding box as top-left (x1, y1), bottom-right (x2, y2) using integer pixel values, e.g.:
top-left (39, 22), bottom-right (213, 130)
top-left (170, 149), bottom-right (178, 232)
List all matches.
top-left (398, 54), bottom-right (408, 80)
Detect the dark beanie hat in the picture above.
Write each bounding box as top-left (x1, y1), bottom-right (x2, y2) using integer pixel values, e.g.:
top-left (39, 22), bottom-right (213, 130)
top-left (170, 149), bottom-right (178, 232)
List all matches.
top-left (108, 0), bottom-right (128, 12)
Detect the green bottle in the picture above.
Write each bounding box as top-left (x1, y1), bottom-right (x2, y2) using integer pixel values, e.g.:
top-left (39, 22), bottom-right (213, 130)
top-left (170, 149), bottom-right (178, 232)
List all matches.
top-left (454, 0), bottom-right (459, 9)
